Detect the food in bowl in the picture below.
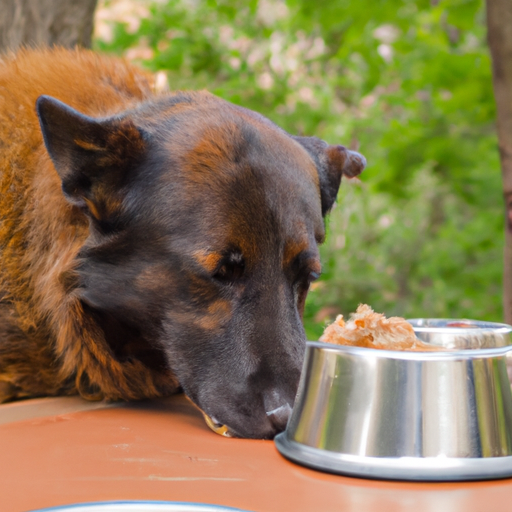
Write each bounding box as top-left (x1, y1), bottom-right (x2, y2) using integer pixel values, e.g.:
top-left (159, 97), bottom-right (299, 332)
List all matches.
top-left (320, 304), bottom-right (441, 351)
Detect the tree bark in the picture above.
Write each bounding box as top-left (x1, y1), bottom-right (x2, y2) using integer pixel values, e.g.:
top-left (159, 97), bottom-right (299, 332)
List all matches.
top-left (486, 0), bottom-right (512, 323)
top-left (0, 0), bottom-right (98, 53)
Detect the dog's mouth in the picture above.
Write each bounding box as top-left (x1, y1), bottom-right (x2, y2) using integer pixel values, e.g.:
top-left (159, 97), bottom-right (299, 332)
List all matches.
top-left (202, 412), bottom-right (234, 438)
top-left (185, 395), bottom-right (235, 437)
top-left (187, 395), bottom-right (292, 439)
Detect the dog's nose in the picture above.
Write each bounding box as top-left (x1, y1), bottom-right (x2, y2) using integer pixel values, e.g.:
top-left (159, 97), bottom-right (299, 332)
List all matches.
top-left (266, 403), bottom-right (292, 432)
top-left (263, 390), bottom-right (293, 433)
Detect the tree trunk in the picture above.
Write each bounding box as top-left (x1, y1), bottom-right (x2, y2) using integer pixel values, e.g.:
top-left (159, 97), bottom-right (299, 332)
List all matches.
top-left (486, 0), bottom-right (512, 323)
top-left (0, 0), bottom-right (98, 53)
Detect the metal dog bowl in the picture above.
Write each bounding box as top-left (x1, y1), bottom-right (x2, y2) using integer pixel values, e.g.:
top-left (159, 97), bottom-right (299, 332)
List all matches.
top-left (275, 319), bottom-right (512, 481)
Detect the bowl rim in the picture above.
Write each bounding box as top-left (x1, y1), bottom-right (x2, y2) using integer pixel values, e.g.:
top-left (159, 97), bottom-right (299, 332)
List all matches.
top-left (407, 318), bottom-right (512, 334)
top-left (310, 318), bottom-right (512, 360)
top-left (306, 340), bottom-right (512, 360)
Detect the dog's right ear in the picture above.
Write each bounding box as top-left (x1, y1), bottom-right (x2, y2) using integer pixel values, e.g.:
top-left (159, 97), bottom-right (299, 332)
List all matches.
top-left (292, 135), bottom-right (366, 216)
top-left (36, 95), bottom-right (146, 218)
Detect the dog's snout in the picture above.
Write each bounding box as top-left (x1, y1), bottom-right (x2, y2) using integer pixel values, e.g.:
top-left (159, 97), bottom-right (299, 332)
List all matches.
top-left (263, 389), bottom-right (293, 433)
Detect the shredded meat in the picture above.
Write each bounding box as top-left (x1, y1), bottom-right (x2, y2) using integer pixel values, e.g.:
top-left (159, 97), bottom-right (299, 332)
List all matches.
top-left (320, 304), bottom-right (441, 351)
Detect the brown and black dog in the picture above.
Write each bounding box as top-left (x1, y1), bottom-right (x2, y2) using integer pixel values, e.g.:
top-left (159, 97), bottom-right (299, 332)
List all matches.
top-left (0, 47), bottom-right (365, 438)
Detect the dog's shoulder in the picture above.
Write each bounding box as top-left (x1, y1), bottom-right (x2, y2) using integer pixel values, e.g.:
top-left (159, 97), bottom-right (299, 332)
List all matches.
top-left (0, 47), bottom-right (153, 120)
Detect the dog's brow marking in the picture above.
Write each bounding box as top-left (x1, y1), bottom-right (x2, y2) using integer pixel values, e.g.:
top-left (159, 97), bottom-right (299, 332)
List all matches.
top-left (283, 238), bottom-right (309, 268)
top-left (207, 300), bottom-right (231, 315)
top-left (193, 250), bottom-right (222, 273)
top-left (196, 299), bottom-right (232, 331)
top-left (184, 120), bottom-right (243, 185)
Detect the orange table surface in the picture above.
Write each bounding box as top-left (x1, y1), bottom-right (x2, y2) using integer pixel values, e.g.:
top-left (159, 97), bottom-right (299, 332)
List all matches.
top-left (1, 394), bottom-right (512, 512)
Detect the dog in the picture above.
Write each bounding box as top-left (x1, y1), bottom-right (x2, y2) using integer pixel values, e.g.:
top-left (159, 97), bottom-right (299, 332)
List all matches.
top-left (0, 47), bottom-right (365, 439)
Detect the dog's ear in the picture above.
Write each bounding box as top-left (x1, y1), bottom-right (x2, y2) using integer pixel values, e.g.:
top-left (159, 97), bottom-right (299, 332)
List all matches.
top-left (293, 136), bottom-right (366, 216)
top-left (36, 95), bottom-right (145, 220)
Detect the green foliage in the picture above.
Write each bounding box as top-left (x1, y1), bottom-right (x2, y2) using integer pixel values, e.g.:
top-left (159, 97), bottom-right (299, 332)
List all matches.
top-left (95, 0), bottom-right (504, 337)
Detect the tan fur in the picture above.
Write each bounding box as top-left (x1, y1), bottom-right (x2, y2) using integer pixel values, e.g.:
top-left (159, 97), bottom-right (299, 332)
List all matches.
top-left (0, 47), bottom-right (179, 402)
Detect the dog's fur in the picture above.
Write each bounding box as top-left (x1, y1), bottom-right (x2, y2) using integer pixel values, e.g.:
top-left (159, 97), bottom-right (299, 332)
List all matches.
top-left (0, 47), bottom-right (364, 438)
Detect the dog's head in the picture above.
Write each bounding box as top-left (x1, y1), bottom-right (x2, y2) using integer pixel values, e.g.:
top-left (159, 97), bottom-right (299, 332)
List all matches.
top-left (36, 92), bottom-right (365, 438)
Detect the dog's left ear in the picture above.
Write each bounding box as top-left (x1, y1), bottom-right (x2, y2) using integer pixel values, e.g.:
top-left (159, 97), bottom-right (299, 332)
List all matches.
top-left (36, 95), bottom-right (145, 221)
top-left (293, 136), bottom-right (366, 216)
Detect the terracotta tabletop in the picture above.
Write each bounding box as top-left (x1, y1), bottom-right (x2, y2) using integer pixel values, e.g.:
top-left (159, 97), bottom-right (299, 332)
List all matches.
top-left (1, 394), bottom-right (512, 512)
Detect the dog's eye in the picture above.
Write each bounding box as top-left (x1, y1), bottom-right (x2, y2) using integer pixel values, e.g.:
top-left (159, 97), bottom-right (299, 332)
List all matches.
top-left (297, 269), bottom-right (320, 296)
top-left (296, 270), bottom-right (320, 318)
top-left (297, 268), bottom-right (320, 287)
top-left (307, 271), bottom-right (320, 283)
top-left (213, 253), bottom-right (245, 283)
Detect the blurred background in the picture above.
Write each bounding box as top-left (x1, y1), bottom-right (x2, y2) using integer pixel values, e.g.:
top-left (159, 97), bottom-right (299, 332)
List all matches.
top-left (3, 0), bottom-right (502, 339)
top-left (95, 0), bottom-right (504, 339)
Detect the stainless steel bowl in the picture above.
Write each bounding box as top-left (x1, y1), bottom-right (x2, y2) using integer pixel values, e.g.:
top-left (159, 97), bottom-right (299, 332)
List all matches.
top-left (275, 319), bottom-right (512, 481)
